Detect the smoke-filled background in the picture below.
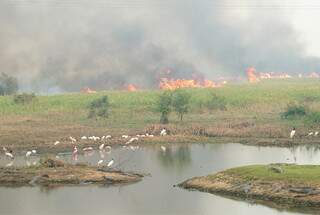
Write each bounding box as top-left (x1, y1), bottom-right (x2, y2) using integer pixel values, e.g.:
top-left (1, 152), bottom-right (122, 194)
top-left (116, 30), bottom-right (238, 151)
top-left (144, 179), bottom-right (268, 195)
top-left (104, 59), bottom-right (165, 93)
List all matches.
top-left (1, 0), bottom-right (320, 92)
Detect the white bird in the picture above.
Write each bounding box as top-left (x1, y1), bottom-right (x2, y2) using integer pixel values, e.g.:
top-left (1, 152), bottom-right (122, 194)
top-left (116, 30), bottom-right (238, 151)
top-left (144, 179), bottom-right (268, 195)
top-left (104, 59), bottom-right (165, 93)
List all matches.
top-left (160, 129), bottom-right (167, 136)
top-left (31, 150), bottom-right (36, 154)
top-left (107, 159), bottom-right (114, 167)
top-left (149, 135), bottom-right (154, 137)
top-left (6, 161), bottom-right (13, 167)
top-left (69, 136), bottom-right (77, 142)
top-left (88, 136), bottom-right (94, 140)
top-left (122, 135), bottom-right (129, 139)
top-left (2, 147), bottom-right (7, 152)
top-left (26, 151), bottom-right (32, 157)
top-left (315, 131), bottom-right (319, 137)
top-left (97, 160), bottom-right (104, 165)
top-left (99, 143), bottom-right (105, 150)
top-left (81, 136), bottom-right (87, 140)
top-left (126, 137), bottom-right (138, 144)
top-left (83, 147), bottom-right (93, 151)
top-left (105, 135), bottom-right (112, 139)
top-left (5, 152), bottom-right (14, 159)
top-left (161, 146), bottom-right (166, 152)
top-left (54, 141), bottom-right (60, 146)
top-left (290, 128), bottom-right (296, 138)
top-left (308, 132), bottom-right (313, 136)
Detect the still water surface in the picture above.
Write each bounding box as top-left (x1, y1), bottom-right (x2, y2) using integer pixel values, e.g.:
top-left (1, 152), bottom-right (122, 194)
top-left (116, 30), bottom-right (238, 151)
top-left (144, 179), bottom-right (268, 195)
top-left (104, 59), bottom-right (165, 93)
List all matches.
top-left (1, 143), bottom-right (320, 215)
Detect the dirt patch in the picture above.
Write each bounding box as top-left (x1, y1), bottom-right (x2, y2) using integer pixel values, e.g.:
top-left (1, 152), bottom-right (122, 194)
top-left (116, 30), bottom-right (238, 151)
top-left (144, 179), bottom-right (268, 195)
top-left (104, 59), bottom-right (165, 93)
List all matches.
top-left (0, 158), bottom-right (143, 187)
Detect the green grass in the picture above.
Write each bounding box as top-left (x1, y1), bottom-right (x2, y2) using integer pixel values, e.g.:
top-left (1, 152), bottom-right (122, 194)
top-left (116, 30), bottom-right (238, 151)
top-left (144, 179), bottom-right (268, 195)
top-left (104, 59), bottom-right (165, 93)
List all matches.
top-left (222, 164), bottom-right (320, 183)
top-left (2, 78), bottom-right (320, 129)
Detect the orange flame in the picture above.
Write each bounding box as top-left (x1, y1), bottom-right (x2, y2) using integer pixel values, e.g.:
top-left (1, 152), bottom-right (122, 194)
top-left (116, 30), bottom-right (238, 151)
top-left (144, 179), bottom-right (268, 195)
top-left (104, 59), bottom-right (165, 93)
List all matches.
top-left (81, 87), bottom-right (97, 94)
top-left (126, 84), bottom-right (138, 92)
top-left (159, 78), bottom-right (222, 90)
top-left (246, 67), bottom-right (259, 83)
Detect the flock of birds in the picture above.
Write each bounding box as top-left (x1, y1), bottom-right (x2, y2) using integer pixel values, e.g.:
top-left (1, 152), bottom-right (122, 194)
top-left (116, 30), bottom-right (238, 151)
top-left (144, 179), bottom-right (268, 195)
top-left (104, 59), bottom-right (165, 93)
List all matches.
top-left (290, 127), bottom-right (320, 139)
top-left (1, 128), bottom-right (168, 168)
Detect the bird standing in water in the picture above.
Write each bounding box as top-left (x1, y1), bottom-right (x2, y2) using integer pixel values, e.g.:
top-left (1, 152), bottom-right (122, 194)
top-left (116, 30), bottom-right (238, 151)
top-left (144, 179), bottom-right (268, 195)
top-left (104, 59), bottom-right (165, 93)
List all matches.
top-left (290, 127), bottom-right (296, 138)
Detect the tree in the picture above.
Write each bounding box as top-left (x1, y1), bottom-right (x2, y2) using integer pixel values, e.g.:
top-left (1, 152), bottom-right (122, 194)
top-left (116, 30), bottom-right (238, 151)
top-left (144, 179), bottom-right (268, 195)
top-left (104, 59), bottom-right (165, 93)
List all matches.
top-left (172, 89), bottom-right (190, 121)
top-left (0, 73), bottom-right (18, 95)
top-left (88, 95), bottom-right (110, 119)
top-left (157, 91), bottom-right (172, 124)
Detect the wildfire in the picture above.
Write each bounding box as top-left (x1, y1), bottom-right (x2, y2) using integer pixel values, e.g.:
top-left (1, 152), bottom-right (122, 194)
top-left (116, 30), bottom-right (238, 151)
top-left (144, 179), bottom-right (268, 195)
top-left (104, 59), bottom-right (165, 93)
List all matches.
top-left (246, 67), bottom-right (260, 83)
top-left (126, 84), bottom-right (138, 92)
top-left (159, 78), bottom-right (221, 90)
top-left (81, 87), bottom-right (97, 94)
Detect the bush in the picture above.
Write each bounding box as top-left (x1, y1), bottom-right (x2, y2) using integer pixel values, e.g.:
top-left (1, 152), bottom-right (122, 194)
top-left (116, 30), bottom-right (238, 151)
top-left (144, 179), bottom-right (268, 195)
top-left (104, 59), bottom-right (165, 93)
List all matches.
top-left (172, 89), bottom-right (190, 121)
top-left (281, 103), bottom-right (307, 119)
top-left (88, 95), bottom-right (110, 119)
top-left (206, 93), bottom-right (227, 111)
top-left (156, 91), bottom-right (172, 124)
top-left (0, 73), bottom-right (18, 95)
top-left (13, 93), bottom-right (36, 105)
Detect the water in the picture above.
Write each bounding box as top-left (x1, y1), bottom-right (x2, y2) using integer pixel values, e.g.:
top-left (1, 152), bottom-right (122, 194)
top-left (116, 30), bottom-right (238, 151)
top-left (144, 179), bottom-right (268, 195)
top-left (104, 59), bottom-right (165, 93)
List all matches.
top-left (1, 143), bottom-right (320, 215)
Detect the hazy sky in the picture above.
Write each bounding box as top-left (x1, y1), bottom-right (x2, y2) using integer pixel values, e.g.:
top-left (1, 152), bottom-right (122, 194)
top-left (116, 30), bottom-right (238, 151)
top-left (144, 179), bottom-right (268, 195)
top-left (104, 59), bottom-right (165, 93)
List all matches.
top-left (1, 0), bottom-right (320, 92)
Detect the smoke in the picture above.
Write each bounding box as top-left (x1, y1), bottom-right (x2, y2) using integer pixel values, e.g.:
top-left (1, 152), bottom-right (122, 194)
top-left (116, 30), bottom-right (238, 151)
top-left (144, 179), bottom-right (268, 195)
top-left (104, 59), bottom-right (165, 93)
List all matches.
top-left (0, 0), bottom-right (319, 92)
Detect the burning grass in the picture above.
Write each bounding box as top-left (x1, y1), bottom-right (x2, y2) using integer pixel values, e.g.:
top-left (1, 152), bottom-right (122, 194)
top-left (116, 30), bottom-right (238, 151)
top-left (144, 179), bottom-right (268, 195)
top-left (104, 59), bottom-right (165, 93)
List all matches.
top-left (179, 164), bottom-right (320, 210)
top-left (1, 79), bottom-right (320, 148)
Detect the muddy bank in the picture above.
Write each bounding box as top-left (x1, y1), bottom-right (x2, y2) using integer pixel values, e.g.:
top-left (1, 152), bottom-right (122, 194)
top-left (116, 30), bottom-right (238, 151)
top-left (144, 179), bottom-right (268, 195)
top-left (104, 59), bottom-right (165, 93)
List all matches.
top-left (0, 158), bottom-right (143, 187)
top-left (179, 164), bottom-right (320, 210)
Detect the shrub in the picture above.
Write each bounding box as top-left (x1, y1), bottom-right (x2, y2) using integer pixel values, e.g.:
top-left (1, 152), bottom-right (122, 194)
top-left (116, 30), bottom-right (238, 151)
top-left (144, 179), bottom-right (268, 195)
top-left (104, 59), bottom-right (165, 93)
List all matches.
top-left (172, 89), bottom-right (190, 121)
top-left (281, 103), bottom-right (307, 119)
top-left (13, 93), bottom-right (36, 105)
top-left (206, 93), bottom-right (227, 111)
top-left (156, 91), bottom-right (172, 124)
top-left (88, 95), bottom-right (110, 119)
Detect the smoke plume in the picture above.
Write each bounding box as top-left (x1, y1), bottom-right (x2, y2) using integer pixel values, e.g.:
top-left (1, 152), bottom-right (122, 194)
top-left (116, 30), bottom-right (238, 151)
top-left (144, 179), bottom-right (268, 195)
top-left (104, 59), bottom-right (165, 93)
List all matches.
top-left (0, 0), bottom-right (319, 92)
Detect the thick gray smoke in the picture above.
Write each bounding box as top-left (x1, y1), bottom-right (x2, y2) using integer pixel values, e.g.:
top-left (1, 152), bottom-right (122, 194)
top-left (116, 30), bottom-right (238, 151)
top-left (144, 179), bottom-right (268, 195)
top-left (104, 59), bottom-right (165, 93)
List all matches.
top-left (0, 0), bottom-right (319, 92)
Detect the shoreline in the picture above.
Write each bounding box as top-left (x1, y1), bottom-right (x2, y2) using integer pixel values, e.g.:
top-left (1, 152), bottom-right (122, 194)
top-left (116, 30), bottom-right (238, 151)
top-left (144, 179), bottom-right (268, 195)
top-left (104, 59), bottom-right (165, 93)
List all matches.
top-left (179, 164), bottom-right (320, 211)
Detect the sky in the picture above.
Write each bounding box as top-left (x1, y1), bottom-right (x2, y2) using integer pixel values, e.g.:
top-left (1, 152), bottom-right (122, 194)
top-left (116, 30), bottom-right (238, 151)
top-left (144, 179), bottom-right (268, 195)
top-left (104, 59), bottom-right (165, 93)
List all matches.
top-left (0, 0), bottom-right (320, 92)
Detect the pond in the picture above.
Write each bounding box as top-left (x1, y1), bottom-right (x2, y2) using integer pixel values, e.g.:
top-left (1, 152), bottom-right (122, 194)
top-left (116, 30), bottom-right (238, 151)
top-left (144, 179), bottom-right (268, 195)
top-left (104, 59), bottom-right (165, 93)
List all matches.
top-left (0, 143), bottom-right (319, 215)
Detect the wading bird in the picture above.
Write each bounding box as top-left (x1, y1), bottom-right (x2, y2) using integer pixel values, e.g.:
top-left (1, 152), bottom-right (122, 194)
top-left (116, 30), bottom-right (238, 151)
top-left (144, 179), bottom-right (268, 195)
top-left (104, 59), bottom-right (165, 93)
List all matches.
top-left (26, 151), bottom-right (32, 157)
top-left (83, 147), bottom-right (93, 152)
top-left (54, 141), bottom-right (60, 146)
top-left (290, 128), bottom-right (296, 138)
top-left (308, 132), bottom-right (313, 136)
top-left (97, 160), bottom-right (104, 166)
top-left (99, 143), bottom-right (105, 150)
top-left (81, 136), bottom-right (87, 140)
top-left (72, 146), bottom-right (78, 155)
top-left (122, 135), bottom-right (129, 139)
top-left (32, 150), bottom-right (36, 154)
top-left (160, 128), bottom-right (167, 136)
top-left (107, 159), bottom-right (114, 167)
top-left (69, 136), bottom-right (77, 143)
top-left (315, 131), bottom-right (319, 137)
top-left (5, 151), bottom-right (14, 159)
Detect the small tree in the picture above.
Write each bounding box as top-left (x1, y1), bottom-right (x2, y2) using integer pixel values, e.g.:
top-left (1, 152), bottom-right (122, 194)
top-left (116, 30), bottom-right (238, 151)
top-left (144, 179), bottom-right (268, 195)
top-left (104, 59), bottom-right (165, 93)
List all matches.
top-left (0, 73), bottom-right (18, 95)
top-left (172, 89), bottom-right (190, 121)
top-left (88, 95), bottom-right (110, 119)
top-left (206, 93), bottom-right (227, 112)
top-left (157, 91), bottom-right (172, 124)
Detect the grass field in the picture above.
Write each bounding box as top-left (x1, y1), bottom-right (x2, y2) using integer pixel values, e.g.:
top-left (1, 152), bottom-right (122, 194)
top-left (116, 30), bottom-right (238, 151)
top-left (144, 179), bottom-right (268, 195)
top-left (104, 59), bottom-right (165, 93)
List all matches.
top-left (2, 78), bottom-right (320, 148)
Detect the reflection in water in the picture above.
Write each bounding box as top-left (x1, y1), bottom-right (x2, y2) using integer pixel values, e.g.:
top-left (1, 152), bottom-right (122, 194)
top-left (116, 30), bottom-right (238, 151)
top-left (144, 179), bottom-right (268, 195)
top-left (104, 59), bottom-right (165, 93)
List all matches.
top-left (1, 143), bottom-right (320, 215)
top-left (157, 145), bottom-right (192, 171)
